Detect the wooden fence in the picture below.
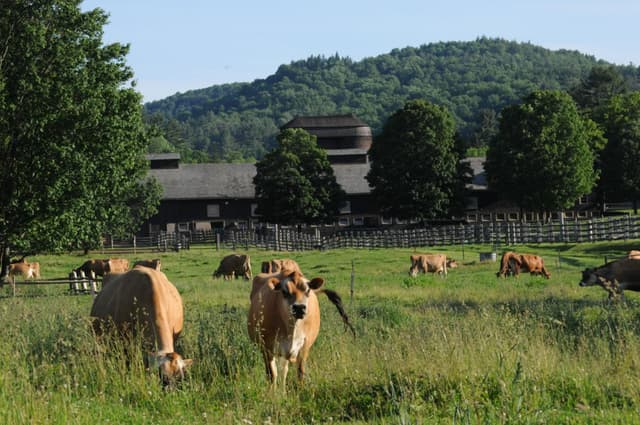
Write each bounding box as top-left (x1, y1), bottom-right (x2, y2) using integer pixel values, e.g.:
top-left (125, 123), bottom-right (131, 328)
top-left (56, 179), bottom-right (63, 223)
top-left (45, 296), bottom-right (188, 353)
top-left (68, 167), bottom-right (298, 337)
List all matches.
top-left (102, 216), bottom-right (640, 253)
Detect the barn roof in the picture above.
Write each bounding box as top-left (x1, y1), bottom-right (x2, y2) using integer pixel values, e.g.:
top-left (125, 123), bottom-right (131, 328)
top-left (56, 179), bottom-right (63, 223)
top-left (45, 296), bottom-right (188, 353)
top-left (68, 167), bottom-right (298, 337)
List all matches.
top-left (149, 162), bottom-right (373, 200)
top-left (282, 114), bottom-right (369, 129)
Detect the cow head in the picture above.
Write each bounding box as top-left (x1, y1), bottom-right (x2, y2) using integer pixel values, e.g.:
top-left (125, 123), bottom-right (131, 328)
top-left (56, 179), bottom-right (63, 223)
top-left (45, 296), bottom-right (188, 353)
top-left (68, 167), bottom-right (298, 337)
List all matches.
top-left (408, 255), bottom-right (422, 277)
top-left (579, 268), bottom-right (601, 287)
top-left (447, 259), bottom-right (458, 269)
top-left (148, 352), bottom-right (193, 388)
top-left (270, 271), bottom-right (324, 320)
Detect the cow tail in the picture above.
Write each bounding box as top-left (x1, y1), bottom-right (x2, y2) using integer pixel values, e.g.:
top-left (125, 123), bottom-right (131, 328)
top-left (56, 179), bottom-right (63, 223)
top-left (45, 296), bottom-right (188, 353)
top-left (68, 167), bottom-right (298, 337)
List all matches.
top-left (320, 289), bottom-right (356, 338)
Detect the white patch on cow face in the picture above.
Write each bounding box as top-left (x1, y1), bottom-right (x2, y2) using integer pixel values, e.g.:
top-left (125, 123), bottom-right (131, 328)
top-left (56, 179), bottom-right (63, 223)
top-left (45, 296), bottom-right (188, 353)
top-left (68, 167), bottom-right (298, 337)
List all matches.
top-left (279, 275), bottom-right (311, 320)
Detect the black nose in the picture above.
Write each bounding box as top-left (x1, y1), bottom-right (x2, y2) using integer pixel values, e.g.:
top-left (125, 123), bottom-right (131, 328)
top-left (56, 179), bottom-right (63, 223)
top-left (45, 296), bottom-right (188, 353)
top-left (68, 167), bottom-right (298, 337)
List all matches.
top-left (292, 304), bottom-right (306, 319)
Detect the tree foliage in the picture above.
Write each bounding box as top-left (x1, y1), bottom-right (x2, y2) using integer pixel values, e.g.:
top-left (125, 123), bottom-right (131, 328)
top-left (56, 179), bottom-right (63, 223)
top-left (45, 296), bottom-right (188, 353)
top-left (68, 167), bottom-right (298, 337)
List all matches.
top-left (570, 65), bottom-right (630, 123)
top-left (485, 90), bottom-right (604, 214)
top-left (366, 99), bottom-right (464, 220)
top-left (144, 38), bottom-right (639, 163)
top-left (253, 129), bottom-right (346, 225)
top-left (0, 0), bottom-right (160, 259)
top-left (597, 92), bottom-right (640, 209)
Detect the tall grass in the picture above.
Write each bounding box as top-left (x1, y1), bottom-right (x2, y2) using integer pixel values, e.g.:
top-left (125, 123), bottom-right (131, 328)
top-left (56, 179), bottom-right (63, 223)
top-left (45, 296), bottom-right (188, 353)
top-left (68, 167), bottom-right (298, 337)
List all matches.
top-left (1, 241), bottom-right (640, 424)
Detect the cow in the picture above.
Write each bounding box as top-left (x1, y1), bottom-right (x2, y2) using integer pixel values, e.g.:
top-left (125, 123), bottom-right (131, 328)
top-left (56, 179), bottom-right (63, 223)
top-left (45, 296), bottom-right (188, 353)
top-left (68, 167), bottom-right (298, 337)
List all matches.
top-left (409, 254), bottom-right (448, 277)
top-left (247, 270), bottom-right (355, 388)
top-left (90, 267), bottom-right (192, 387)
top-left (8, 262), bottom-right (39, 280)
top-left (447, 258), bottom-right (458, 269)
top-left (260, 258), bottom-right (303, 275)
top-left (627, 250), bottom-right (640, 259)
top-left (579, 258), bottom-right (640, 300)
top-left (74, 259), bottom-right (110, 277)
top-left (496, 252), bottom-right (550, 279)
top-left (213, 254), bottom-right (252, 280)
top-left (108, 258), bottom-right (130, 273)
top-left (133, 259), bottom-right (162, 270)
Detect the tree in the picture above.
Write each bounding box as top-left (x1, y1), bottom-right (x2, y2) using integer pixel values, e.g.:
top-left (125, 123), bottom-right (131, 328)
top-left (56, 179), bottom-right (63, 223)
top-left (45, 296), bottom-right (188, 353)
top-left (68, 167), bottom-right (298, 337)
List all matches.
top-left (366, 99), bottom-right (463, 220)
top-left (0, 0), bottom-right (160, 267)
top-left (570, 65), bottom-right (629, 123)
top-left (253, 128), bottom-right (346, 225)
top-left (597, 92), bottom-right (640, 213)
top-left (485, 90), bottom-right (603, 216)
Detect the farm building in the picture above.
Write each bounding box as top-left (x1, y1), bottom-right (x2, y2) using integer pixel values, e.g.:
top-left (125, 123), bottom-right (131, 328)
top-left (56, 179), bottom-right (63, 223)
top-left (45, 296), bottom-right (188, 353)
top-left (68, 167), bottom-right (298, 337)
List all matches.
top-left (140, 114), bottom-right (599, 235)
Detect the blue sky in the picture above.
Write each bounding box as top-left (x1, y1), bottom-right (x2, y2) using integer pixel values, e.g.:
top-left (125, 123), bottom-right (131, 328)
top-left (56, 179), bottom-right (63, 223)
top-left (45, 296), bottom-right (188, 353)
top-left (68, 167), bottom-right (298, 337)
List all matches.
top-left (81, 0), bottom-right (640, 103)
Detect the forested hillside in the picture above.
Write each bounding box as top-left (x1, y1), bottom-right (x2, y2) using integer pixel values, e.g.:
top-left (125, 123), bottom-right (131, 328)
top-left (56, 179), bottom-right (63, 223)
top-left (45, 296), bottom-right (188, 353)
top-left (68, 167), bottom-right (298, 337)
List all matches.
top-left (143, 37), bottom-right (640, 163)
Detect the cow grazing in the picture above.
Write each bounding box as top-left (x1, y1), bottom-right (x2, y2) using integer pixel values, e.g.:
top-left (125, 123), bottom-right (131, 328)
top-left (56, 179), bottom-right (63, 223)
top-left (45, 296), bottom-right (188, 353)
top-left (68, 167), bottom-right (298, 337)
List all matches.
top-left (90, 267), bottom-right (192, 386)
top-left (409, 254), bottom-right (448, 277)
top-left (8, 262), bottom-right (39, 280)
top-left (213, 254), bottom-right (252, 280)
top-left (75, 259), bottom-right (110, 277)
top-left (496, 252), bottom-right (550, 279)
top-left (133, 259), bottom-right (162, 271)
top-left (579, 258), bottom-right (640, 300)
top-left (260, 258), bottom-right (303, 275)
top-left (247, 270), bottom-right (355, 387)
top-left (447, 258), bottom-right (458, 269)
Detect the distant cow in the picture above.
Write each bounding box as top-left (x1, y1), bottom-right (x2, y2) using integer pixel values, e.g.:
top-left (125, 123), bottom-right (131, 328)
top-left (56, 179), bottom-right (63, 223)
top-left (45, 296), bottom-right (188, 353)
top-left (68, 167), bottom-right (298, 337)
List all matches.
top-left (213, 254), bottom-right (252, 280)
top-left (74, 259), bottom-right (110, 277)
top-left (90, 267), bottom-right (192, 386)
top-left (627, 250), bottom-right (640, 259)
top-left (248, 270), bottom-right (355, 387)
top-left (579, 258), bottom-right (640, 300)
top-left (8, 262), bottom-right (40, 280)
top-left (260, 258), bottom-right (302, 275)
top-left (133, 259), bottom-right (162, 271)
top-left (108, 258), bottom-right (130, 273)
top-left (409, 254), bottom-right (448, 277)
top-left (497, 252), bottom-right (550, 279)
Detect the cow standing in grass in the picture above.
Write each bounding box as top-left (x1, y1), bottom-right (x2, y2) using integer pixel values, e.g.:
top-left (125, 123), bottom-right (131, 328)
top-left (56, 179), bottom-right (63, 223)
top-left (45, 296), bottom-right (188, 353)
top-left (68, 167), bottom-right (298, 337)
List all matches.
top-left (579, 258), bottom-right (640, 300)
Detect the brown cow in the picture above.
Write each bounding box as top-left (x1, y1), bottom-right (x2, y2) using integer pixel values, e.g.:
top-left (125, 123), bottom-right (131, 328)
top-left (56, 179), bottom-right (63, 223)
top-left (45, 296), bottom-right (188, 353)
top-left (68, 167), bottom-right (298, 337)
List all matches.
top-left (8, 262), bottom-right (39, 280)
top-left (74, 259), bottom-right (110, 277)
top-left (90, 267), bottom-right (192, 386)
top-left (213, 254), bottom-right (252, 280)
top-left (133, 259), bottom-right (162, 271)
top-left (579, 258), bottom-right (640, 300)
top-left (497, 252), bottom-right (550, 279)
top-left (260, 258), bottom-right (303, 275)
top-left (409, 254), bottom-right (448, 277)
top-left (247, 270), bottom-right (355, 387)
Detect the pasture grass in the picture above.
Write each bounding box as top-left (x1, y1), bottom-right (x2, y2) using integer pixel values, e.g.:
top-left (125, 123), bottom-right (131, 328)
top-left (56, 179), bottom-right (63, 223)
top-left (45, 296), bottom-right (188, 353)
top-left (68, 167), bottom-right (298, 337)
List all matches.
top-left (1, 241), bottom-right (640, 423)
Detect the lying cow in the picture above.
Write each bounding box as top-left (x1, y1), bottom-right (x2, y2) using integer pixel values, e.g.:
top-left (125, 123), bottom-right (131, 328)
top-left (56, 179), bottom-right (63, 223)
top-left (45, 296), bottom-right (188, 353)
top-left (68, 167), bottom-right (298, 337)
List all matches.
top-left (213, 254), bottom-right (252, 280)
top-left (247, 270), bottom-right (355, 387)
top-left (497, 252), bottom-right (550, 279)
top-left (133, 259), bottom-right (162, 271)
top-left (409, 254), bottom-right (448, 277)
top-left (579, 258), bottom-right (640, 300)
top-left (260, 258), bottom-right (302, 275)
top-left (90, 267), bottom-right (192, 386)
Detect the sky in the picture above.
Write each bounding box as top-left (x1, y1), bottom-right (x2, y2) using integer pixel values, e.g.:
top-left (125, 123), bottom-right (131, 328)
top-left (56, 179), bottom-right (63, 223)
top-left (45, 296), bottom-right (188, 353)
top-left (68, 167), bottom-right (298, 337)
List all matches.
top-left (80, 0), bottom-right (640, 103)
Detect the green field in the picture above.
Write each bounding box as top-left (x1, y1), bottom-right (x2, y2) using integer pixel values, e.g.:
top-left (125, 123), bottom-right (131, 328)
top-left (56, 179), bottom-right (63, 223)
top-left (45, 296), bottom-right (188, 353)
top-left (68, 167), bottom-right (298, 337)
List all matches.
top-left (2, 241), bottom-right (640, 424)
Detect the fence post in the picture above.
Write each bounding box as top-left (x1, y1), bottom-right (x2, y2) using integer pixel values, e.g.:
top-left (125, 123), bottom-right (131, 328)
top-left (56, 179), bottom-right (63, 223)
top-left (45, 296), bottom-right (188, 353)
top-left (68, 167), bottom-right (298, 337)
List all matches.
top-left (350, 260), bottom-right (355, 305)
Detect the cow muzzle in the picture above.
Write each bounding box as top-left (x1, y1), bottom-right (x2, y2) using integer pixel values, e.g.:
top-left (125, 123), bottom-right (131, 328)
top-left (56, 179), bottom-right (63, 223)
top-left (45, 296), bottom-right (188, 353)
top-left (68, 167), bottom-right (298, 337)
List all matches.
top-left (291, 304), bottom-right (306, 319)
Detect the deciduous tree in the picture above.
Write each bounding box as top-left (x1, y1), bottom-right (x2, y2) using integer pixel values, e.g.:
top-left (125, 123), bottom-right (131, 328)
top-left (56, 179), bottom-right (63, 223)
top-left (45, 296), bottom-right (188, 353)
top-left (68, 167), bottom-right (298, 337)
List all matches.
top-left (253, 128), bottom-right (346, 225)
top-left (0, 0), bottom-right (160, 268)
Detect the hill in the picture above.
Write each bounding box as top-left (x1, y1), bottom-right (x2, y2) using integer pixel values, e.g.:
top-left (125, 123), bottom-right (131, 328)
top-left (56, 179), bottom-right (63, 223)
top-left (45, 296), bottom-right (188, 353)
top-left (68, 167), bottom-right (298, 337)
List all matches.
top-left (143, 37), bottom-right (640, 163)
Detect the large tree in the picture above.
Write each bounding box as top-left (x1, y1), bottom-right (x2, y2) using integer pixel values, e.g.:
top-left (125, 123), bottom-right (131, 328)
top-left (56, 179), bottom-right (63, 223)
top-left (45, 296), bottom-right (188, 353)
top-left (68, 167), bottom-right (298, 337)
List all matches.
top-left (0, 0), bottom-right (161, 266)
top-left (597, 92), bottom-right (640, 212)
top-left (570, 65), bottom-right (629, 123)
top-left (485, 90), bottom-right (604, 216)
top-left (366, 99), bottom-right (464, 221)
top-left (253, 128), bottom-right (346, 225)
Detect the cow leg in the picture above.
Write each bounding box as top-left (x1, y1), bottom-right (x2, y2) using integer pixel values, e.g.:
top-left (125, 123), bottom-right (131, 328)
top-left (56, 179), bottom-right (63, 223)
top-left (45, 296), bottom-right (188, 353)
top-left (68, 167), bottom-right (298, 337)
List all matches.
top-left (280, 358), bottom-right (290, 387)
top-left (263, 352), bottom-right (277, 386)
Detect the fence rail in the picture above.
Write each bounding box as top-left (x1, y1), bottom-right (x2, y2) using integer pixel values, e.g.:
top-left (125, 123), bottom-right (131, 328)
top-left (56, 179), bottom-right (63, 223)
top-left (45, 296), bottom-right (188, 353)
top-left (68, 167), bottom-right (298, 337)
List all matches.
top-left (102, 216), bottom-right (640, 253)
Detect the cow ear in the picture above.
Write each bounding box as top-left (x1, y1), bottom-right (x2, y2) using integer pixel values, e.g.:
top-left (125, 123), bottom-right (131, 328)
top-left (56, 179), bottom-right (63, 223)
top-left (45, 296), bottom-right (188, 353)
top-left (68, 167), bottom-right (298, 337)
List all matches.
top-left (308, 277), bottom-right (324, 290)
top-left (267, 277), bottom-right (280, 290)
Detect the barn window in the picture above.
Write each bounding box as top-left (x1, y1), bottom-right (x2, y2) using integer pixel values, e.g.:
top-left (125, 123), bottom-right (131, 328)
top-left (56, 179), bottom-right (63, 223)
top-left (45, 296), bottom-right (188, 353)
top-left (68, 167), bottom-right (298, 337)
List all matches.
top-left (353, 217), bottom-right (364, 226)
top-left (381, 217), bottom-right (392, 225)
top-left (338, 218), bottom-right (349, 226)
top-left (467, 213), bottom-right (477, 222)
top-left (207, 204), bottom-right (220, 218)
top-left (508, 213), bottom-right (519, 221)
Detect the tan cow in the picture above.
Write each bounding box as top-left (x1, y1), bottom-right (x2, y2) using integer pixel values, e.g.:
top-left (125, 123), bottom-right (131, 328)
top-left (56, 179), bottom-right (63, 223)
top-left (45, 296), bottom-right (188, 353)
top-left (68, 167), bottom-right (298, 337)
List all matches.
top-left (496, 252), bottom-right (550, 279)
top-left (8, 262), bottom-right (39, 280)
top-left (627, 250), bottom-right (640, 259)
top-left (579, 258), bottom-right (640, 300)
top-left (260, 258), bottom-right (303, 275)
top-left (409, 254), bottom-right (448, 277)
top-left (213, 254), bottom-right (252, 280)
top-left (108, 258), bottom-right (130, 273)
top-left (247, 270), bottom-right (355, 387)
top-left (90, 267), bottom-right (192, 386)
top-left (133, 259), bottom-right (162, 270)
